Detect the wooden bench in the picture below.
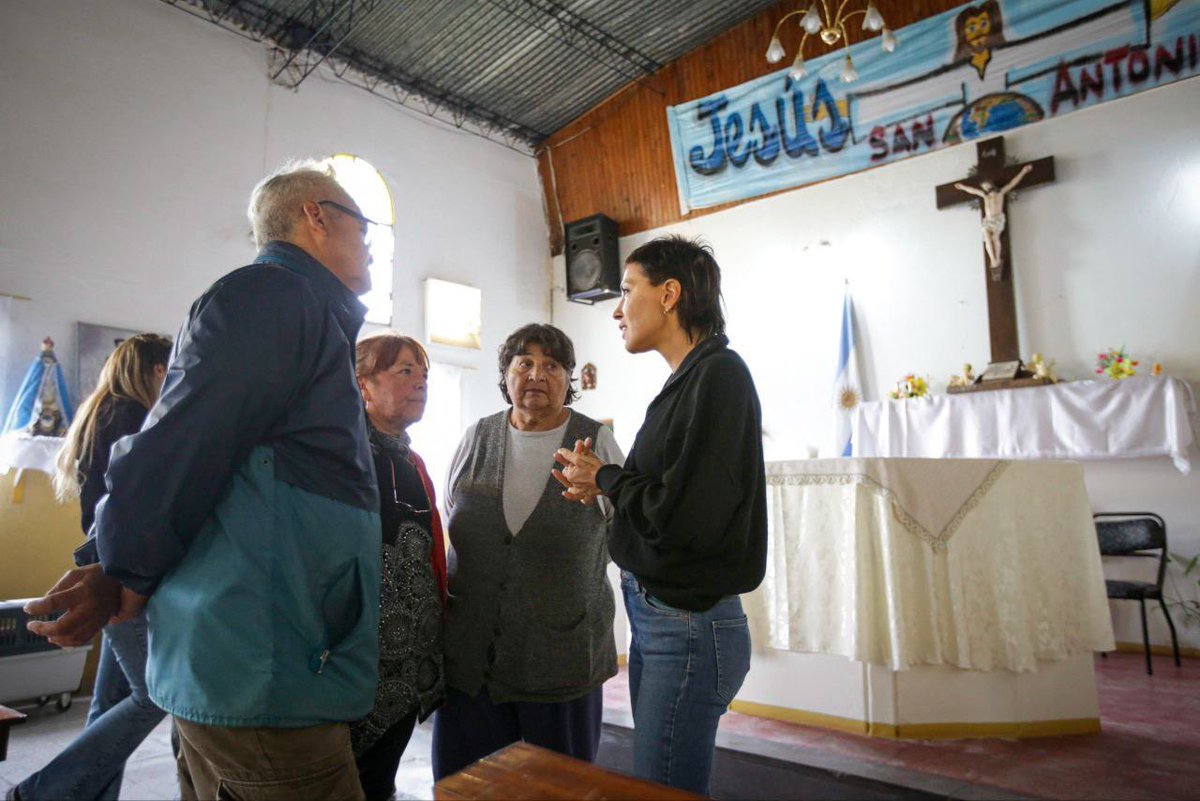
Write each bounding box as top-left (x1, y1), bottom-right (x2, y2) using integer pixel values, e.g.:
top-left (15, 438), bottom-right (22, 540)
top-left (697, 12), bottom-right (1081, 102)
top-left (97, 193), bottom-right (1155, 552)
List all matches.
top-left (435, 741), bottom-right (705, 800)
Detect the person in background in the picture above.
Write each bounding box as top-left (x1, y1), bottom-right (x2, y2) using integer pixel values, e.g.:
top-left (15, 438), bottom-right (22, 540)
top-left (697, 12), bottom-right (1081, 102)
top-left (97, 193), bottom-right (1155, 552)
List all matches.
top-left (553, 235), bottom-right (767, 796)
top-left (11, 333), bottom-right (172, 801)
top-left (432, 323), bottom-right (623, 779)
top-left (24, 162), bottom-right (383, 800)
top-left (353, 331), bottom-right (446, 801)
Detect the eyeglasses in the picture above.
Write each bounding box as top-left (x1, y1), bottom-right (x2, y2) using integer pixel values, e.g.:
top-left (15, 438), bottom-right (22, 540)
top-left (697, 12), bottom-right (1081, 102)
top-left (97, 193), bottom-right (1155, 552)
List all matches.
top-left (389, 460), bottom-right (431, 516)
top-left (317, 199), bottom-right (379, 242)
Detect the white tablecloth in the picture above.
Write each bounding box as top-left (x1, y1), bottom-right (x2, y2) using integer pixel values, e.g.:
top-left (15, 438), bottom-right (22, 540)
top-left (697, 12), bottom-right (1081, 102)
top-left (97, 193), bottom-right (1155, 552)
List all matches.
top-left (746, 458), bottom-right (1116, 672)
top-left (0, 432), bottom-right (63, 475)
top-left (851, 376), bottom-right (1196, 474)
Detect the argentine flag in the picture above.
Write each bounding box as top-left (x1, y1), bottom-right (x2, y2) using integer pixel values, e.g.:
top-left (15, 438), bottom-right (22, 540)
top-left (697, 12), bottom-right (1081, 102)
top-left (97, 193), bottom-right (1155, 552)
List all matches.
top-left (829, 288), bottom-right (863, 457)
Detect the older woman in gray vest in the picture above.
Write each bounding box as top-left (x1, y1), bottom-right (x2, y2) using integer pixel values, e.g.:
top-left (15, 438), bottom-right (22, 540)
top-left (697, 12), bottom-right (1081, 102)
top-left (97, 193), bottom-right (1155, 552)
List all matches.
top-left (432, 323), bottom-right (623, 779)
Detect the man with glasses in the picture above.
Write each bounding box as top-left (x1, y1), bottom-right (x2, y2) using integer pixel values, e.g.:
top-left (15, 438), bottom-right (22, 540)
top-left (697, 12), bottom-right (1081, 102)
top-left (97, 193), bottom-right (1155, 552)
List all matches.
top-left (26, 162), bottom-right (383, 800)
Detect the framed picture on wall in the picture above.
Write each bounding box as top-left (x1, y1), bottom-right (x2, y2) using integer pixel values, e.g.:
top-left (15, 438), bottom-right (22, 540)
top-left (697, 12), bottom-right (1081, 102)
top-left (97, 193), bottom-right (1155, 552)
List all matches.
top-left (75, 322), bottom-right (153, 400)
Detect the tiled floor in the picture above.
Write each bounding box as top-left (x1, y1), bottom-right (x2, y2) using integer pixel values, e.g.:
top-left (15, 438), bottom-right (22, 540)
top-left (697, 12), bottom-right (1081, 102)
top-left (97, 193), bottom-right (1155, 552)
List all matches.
top-left (1, 651), bottom-right (1193, 800)
top-left (693, 651), bottom-right (1196, 801)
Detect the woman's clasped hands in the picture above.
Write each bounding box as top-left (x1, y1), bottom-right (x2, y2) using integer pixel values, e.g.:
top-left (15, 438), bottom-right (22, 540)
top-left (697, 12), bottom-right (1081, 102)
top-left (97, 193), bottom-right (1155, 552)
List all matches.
top-left (552, 436), bottom-right (605, 505)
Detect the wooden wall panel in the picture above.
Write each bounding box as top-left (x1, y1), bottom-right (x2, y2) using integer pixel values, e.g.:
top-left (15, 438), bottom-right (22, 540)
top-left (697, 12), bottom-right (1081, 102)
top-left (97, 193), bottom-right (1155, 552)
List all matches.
top-left (538, 0), bottom-right (965, 254)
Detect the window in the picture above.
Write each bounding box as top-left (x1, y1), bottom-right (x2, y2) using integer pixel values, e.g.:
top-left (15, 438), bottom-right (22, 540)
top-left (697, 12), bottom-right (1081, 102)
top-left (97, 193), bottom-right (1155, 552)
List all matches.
top-left (408, 362), bottom-right (464, 505)
top-left (424, 278), bottom-right (482, 350)
top-left (323, 154), bottom-right (394, 324)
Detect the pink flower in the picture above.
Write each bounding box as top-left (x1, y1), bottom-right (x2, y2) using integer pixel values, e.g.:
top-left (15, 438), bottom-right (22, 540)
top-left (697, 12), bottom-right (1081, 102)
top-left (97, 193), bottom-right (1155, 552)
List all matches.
top-left (1096, 369), bottom-right (1103, 373)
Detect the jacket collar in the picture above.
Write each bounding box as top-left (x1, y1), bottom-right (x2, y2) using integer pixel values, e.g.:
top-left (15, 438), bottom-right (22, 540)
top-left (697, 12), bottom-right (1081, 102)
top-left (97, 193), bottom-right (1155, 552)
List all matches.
top-left (660, 333), bottom-right (729, 394)
top-left (254, 240), bottom-right (368, 341)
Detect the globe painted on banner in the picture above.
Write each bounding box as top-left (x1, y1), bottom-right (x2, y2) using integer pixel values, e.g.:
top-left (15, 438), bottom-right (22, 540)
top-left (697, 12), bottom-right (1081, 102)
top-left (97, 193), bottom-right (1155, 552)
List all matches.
top-left (943, 92), bottom-right (1044, 144)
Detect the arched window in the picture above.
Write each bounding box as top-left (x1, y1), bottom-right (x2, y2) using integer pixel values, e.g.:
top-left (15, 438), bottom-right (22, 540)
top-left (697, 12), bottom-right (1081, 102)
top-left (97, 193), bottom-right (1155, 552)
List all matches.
top-left (323, 154), bottom-right (394, 324)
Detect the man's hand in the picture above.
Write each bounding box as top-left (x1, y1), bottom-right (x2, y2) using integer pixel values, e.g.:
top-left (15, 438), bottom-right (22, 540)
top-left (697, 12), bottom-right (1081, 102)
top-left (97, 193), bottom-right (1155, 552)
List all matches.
top-left (112, 586), bottom-right (149, 626)
top-left (24, 564), bottom-right (129, 647)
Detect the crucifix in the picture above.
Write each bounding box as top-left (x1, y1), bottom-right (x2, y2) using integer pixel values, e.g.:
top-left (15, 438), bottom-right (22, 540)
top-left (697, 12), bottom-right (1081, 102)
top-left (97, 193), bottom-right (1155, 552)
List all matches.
top-left (936, 136), bottom-right (1055, 384)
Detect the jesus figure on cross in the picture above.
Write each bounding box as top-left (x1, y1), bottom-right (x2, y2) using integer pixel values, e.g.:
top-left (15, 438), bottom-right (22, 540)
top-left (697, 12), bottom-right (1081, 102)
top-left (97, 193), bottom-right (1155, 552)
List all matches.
top-left (954, 163), bottom-right (1032, 279)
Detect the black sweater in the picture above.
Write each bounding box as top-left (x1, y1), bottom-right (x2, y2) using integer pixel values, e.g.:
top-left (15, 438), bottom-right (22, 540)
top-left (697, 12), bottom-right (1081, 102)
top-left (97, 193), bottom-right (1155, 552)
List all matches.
top-left (79, 398), bottom-right (149, 535)
top-left (596, 335), bottom-right (767, 611)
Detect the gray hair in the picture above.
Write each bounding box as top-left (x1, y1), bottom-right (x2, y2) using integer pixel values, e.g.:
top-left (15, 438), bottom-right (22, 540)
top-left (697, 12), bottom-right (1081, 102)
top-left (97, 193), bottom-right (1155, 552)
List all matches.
top-left (247, 160), bottom-right (344, 248)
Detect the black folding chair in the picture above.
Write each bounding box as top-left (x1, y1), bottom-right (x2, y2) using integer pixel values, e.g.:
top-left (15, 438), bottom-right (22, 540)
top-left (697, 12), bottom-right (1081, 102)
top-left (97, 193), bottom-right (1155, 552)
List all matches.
top-left (1094, 512), bottom-right (1182, 675)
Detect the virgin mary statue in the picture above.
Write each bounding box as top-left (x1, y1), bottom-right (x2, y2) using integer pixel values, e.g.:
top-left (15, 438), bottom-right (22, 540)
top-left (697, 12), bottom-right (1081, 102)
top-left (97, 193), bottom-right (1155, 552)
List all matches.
top-left (2, 337), bottom-right (73, 437)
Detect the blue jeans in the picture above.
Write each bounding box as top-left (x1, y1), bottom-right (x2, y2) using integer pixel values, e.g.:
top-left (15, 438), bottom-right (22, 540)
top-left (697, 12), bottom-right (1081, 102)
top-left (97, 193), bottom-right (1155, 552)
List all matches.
top-left (621, 570), bottom-right (751, 796)
top-left (17, 615), bottom-right (167, 801)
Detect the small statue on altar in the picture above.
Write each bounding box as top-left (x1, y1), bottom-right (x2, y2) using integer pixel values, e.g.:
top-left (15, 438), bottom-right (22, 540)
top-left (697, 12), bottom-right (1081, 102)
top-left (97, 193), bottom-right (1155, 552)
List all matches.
top-left (2, 337), bottom-right (74, 438)
top-left (1027, 352), bottom-right (1057, 382)
top-left (948, 363), bottom-right (976, 388)
top-left (955, 163), bottom-right (1033, 278)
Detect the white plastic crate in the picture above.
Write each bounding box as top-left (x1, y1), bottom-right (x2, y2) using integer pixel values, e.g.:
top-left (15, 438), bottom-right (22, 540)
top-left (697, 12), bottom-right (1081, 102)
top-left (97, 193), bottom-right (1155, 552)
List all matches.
top-left (0, 599), bottom-right (92, 709)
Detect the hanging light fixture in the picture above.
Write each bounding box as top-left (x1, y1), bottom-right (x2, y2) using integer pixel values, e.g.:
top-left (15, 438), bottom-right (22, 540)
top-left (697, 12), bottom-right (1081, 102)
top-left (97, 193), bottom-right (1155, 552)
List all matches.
top-left (765, 1), bottom-right (897, 83)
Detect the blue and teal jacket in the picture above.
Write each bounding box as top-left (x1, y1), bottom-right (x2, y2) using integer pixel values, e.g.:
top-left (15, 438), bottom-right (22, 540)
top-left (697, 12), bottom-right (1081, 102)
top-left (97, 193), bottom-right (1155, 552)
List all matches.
top-left (83, 241), bottom-right (381, 727)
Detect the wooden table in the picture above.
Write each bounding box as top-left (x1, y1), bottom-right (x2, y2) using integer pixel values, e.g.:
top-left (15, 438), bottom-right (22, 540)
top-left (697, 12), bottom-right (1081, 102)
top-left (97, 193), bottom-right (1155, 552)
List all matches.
top-left (0, 704), bottom-right (27, 761)
top-left (434, 742), bottom-right (705, 800)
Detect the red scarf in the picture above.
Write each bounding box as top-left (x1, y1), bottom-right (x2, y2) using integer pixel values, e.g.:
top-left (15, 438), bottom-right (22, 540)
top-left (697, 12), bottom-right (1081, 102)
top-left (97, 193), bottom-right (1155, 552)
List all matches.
top-left (407, 449), bottom-right (448, 607)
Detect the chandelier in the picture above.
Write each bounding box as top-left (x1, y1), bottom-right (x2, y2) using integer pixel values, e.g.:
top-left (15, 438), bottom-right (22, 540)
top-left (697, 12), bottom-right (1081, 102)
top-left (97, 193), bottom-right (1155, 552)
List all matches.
top-left (765, 1), bottom-right (898, 83)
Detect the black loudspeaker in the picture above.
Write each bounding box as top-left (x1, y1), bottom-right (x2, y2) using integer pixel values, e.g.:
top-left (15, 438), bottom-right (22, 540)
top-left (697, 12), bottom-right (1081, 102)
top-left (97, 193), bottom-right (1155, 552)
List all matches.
top-left (565, 214), bottom-right (620, 304)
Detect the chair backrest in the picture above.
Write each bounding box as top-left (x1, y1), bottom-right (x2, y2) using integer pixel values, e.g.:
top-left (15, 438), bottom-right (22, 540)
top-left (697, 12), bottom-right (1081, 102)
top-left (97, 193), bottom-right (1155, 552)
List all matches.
top-left (1094, 512), bottom-right (1168, 587)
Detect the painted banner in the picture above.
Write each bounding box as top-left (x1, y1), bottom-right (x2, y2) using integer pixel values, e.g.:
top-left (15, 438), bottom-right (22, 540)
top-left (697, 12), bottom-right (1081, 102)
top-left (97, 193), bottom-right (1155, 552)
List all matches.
top-left (666, 0), bottom-right (1199, 213)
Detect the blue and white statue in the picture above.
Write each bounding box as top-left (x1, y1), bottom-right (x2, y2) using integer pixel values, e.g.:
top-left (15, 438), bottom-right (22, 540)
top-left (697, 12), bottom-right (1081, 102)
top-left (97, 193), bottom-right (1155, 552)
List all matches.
top-left (2, 337), bottom-right (74, 437)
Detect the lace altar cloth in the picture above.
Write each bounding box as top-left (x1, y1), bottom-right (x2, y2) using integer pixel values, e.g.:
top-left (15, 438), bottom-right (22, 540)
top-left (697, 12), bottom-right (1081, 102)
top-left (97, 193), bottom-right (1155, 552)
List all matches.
top-left (744, 458), bottom-right (1115, 672)
top-left (851, 376), bottom-right (1196, 474)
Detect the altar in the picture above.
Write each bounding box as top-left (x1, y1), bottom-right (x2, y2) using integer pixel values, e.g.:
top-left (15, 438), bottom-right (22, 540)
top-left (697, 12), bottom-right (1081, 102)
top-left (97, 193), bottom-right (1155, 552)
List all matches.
top-left (850, 376), bottom-right (1195, 473)
top-left (735, 457), bottom-right (1115, 739)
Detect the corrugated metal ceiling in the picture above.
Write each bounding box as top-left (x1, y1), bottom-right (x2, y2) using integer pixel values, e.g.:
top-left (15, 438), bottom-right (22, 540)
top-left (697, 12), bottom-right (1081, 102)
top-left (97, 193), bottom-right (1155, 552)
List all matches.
top-left (161, 0), bottom-right (782, 151)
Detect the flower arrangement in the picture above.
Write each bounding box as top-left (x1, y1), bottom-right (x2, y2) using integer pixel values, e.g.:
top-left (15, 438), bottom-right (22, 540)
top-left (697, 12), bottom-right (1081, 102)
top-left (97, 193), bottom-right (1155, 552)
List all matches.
top-left (889, 374), bottom-right (929, 399)
top-left (1096, 347), bottom-right (1138, 380)
top-left (1027, 352), bottom-right (1057, 382)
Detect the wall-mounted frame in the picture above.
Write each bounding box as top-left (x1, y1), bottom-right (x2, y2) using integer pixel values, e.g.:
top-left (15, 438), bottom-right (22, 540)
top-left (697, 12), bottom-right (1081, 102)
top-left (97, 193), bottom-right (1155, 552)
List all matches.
top-left (76, 322), bottom-right (145, 400)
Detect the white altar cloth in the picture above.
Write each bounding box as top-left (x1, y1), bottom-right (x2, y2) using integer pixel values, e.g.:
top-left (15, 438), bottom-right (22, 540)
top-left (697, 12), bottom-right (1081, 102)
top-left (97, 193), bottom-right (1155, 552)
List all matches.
top-left (850, 376), bottom-right (1196, 474)
top-left (749, 458), bottom-right (1115, 673)
top-left (0, 432), bottom-right (63, 475)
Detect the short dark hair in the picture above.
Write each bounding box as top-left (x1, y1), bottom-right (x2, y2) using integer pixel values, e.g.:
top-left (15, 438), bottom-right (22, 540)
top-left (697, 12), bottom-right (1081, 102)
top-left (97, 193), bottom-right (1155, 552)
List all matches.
top-left (497, 323), bottom-right (580, 406)
top-left (625, 235), bottom-right (725, 343)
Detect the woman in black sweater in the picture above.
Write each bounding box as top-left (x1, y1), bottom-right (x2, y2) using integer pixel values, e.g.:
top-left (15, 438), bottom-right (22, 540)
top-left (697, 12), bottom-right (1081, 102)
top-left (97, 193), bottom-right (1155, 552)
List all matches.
top-left (554, 235), bottom-right (766, 795)
top-left (15, 333), bottom-right (172, 801)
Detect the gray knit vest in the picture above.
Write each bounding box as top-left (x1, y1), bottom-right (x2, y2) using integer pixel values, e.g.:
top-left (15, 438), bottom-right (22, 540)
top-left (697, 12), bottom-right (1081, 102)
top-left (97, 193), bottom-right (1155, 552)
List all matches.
top-left (444, 409), bottom-right (617, 703)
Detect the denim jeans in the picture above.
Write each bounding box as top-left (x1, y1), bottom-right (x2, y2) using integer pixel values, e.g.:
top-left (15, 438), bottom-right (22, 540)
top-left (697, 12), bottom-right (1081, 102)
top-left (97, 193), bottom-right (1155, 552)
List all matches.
top-left (17, 615), bottom-right (167, 801)
top-left (621, 570), bottom-right (751, 796)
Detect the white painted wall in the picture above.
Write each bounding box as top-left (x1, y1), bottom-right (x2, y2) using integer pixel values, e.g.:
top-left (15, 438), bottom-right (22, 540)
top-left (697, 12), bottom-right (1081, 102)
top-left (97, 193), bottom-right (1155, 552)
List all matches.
top-left (554, 77), bottom-right (1200, 651)
top-left (0, 0), bottom-right (550, 476)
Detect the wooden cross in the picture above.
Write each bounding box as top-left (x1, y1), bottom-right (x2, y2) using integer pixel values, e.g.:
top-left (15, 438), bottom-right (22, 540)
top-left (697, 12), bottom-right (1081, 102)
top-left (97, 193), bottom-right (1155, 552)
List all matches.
top-left (935, 136), bottom-right (1055, 366)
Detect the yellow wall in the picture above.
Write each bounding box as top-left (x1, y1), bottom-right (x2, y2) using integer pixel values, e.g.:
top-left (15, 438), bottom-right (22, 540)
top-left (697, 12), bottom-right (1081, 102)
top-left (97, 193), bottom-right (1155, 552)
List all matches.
top-left (1, 469), bottom-right (81, 598)
top-left (1, 468), bottom-right (100, 690)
